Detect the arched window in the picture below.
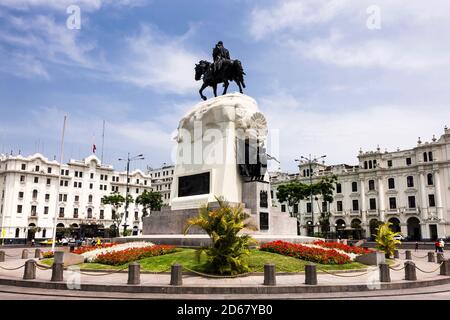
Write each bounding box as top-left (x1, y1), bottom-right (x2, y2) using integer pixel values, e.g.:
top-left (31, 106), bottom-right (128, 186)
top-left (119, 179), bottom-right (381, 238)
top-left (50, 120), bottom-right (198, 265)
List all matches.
top-left (407, 176), bottom-right (414, 188)
top-left (423, 152), bottom-right (428, 162)
top-left (87, 208), bottom-right (92, 219)
top-left (32, 189), bottom-right (38, 199)
top-left (15, 228), bottom-right (20, 238)
top-left (428, 151), bottom-right (433, 162)
top-left (368, 180), bottom-right (375, 191)
top-left (388, 178), bottom-right (395, 189)
top-left (427, 173), bottom-right (434, 185)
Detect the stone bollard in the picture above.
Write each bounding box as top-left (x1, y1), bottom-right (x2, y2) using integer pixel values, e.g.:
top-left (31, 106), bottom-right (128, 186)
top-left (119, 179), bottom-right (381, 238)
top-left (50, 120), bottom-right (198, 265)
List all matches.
top-left (51, 262), bottom-right (64, 281)
top-left (440, 259), bottom-right (450, 276)
top-left (21, 249), bottom-right (28, 259)
top-left (379, 263), bottom-right (391, 282)
top-left (305, 263), bottom-right (317, 285)
top-left (127, 262), bottom-right (140, 285)
top-left (23, 259), bottom-right (36, 280)
top-left (437, 253), bottom-right (444, 264)
top-left (404, 261), bottom-right (417, 281)
top-left (428, 252), bottom-right (436, 263)
top-left (394, 250), bottom-right (399, 259)
top-left (405, 250), bottom-right (412, 260)
top-left (0, 251), bottom-right (5, 262)
top-left (54, 251), bottom-right (64, 264)
top-left (263, 264), bottom-right (276, 286)
top-left (34, 249), bottom-right (41, 259)
top-left (170, 264), bottom-right (182, 286)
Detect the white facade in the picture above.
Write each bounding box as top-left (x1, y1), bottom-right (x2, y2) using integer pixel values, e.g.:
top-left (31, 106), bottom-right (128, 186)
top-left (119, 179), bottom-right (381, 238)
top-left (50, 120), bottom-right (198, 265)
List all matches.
top-left (148, 165), bottom-right (174, 206)
top-left (271, 127), bottom-right (450, 240)
top-left (0, 153), bottom-right (152, 242)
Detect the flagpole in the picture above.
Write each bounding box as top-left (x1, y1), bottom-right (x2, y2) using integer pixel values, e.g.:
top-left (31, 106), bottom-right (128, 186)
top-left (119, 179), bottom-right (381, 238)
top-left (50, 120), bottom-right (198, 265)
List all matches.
top-left (51, 115), bottom-right (67, 252)
top-left (101, 120), bottom-right (105, 163)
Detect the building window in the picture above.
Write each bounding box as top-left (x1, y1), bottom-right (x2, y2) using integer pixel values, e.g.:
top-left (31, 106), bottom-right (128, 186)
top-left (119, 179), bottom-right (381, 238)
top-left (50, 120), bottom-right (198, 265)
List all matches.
top-left (88, 195), bottom-right (93, 203)
top-left (336, 201), bottom-right (343, 212)
top-left (281, 204), bottom-right (286, 212)
top-left (406, 157), bottom-right (412, 166)
top-left (407, 176), bottom-right (414, 188)
top-left (389, 197), bottom-right (397, 209)
top-left (34, 177), bottom-right (39, 183)
top-left (352, 199), bottom-right (359, 211)
top-left (59, 207), bottom-right (65, 217)
top-left (74, 195), bottom-right (79, 202)
top-left (20, 175), bottom-right (25, 182)
top-left (368, 180), bottom-right (375, 191)
top-left (18, 192), bottom-right (24, 199)
top-left (408, 196), bottom-right (416, 209)
top-left (35, 165), bottom-right (40, 172)
top-left (336, 183), bottom-right (342, 194)
top-left (31, 205), bottom-right (37, 216)
top-left (87, 208), bottom-right (92, 219)
top-left (44, 206), bottom-right (49, 214)
top-left (15, 228), bottom-right (20, 238)
top-left (73, 208), bottom-right (78, 218)
top-left (306, 202), bottom-right (312, 213)
top-left (21, 164), bottom-right (26, 170)
top-left (47, 167), bottom-right (52, 174)
top-left (429, 194), bottom-right (436, 207)
top-left (135, 211), bottom-right (138, 220)
top-left (136, 188), bottom-right (139, 194)
top-left (293, 204), bottom-right (298, 214)
top-left (17, 205), bottom-right (22, 213)
top-left (387, 160), bottom-right (392, 168)
top-left (90, 173), bottom-right (94, 179)
top-left (369, 198), bottom-right (377, 210)
top-left (45, 194), bottom-right (50, 201)
top-left (351, 182), bottom-right (358, 192)
top-left (32, 190), bottom-right (38, 199)
top-left (90, 183), bottom-right (93, 189)
top-left (428, 151), bottom-right (433, 162)
top-left (42, 229), bottom-right (46, 238)
top-left (388, 178), bottom-right (395, 189)
top-left (46, 178), bottom-right (51, 185)
top-left (427, 173), bottom-right (433, 186)
top-left (368, 161), bottom-right (373, 169)
top-left (100, 210), bottom-right (104, 220)
top-left (364, 161), bottom-right (368, 169)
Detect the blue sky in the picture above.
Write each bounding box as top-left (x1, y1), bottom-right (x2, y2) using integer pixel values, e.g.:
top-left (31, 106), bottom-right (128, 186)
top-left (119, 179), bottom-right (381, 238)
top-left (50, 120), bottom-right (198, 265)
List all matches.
top-left (0, 0), bottom-right (450, 172)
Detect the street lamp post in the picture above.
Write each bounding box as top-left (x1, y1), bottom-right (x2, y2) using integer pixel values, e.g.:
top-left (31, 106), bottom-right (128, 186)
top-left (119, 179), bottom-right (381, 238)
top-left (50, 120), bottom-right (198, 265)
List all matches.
top-left (295, 154), bottom-right (326, 236)
top-left (118, 153), bottom-right (144, 236)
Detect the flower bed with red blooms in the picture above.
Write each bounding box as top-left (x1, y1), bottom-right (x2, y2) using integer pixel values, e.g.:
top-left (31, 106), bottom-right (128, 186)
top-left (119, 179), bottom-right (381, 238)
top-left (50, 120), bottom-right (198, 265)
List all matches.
top-left (313, 240), bottom-right (374, 255)
top-left (93, 245), bottom-right (177, 266)
top-left (72, 243), bottom-right (119, 255)
top-left (260, 241), bottom-right (351, 265)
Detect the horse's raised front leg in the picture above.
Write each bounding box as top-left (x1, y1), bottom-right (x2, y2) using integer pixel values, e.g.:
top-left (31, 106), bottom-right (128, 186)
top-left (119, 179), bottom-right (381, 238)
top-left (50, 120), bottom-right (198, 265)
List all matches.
top-left (199, 83), bottom-right (208, 101)
top-left (222, 80), bottom-right (229, 95)
top-left (213, 83), bottom-right (218, 97)
top-left (237, 80), bottom-right (243, 94)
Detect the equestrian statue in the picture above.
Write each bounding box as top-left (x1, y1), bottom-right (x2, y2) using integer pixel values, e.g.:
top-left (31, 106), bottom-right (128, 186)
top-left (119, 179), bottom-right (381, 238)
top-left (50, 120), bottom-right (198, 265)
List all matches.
top-left (195, 41), bottom-right (246, 101)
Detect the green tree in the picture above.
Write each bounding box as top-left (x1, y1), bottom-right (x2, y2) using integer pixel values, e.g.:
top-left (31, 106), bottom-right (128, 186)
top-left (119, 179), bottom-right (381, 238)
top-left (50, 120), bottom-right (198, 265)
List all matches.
top-left (135, 190), bottom-right (164, 222)
top-left (101, 192), bottom-right (134, 237)
top-left (375, 222), bottom-right (401, 258)
top-left (275, 181), bottom-right (306, 217)
top-left (184, 197), bottom-right (256, 275)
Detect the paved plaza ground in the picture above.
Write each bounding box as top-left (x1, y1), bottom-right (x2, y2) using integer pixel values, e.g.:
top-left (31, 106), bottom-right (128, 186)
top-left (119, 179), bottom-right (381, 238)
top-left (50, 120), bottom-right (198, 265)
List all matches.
top-left (0, 247), bottom-right (449, 299)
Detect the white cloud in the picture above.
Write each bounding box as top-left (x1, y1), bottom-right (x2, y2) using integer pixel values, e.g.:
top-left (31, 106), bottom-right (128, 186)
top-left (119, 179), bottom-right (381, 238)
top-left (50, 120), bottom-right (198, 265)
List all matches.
top-left (114, 25), bottom-right (205, 94)
top-left (259, 93), bottom-right (449, 171)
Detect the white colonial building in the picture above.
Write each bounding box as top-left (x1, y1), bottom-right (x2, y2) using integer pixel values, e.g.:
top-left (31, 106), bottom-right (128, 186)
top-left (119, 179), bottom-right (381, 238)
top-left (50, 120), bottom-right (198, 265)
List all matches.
top-left (0, 153), bottom-right (152, 243)
top-left (271, 127), bottom-right (450, 241)
top-left (147, 164), bottom-right (174, 206)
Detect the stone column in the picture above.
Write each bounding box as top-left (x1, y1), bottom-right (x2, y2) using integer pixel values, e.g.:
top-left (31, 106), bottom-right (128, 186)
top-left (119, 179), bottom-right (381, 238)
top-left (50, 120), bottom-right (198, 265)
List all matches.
top-left (305, 263), bottom-right (317, 285)
top-left (170, 264), bottom-right (182, 286)
top-left (419, 172), bottom-right (429, 220)
top-left (263, 264), bottom-right (276, 286)
top-left (378, 177), bottom-right (385, 222)
top-left (434, 170), bottom-right (444, 220)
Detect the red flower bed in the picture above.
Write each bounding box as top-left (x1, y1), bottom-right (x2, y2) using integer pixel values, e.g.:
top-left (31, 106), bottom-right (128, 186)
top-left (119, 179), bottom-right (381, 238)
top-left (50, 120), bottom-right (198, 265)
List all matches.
top-left (73, 243), bottom-right (118, 255)
top-left (94, 245), bottom-right (176, 266)
top-left (313, 240), bottom-right (374, 255)
top-left (260, 240), bottom-right (351, 265)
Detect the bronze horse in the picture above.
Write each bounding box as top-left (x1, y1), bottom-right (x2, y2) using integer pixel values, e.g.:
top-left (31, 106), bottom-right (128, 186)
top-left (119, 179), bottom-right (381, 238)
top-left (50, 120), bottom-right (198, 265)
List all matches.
top-left (194, 59), bottom-right (246, 101)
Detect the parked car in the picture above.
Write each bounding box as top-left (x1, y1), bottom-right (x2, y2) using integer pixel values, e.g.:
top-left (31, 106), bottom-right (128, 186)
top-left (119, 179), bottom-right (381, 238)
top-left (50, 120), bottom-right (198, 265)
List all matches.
top-left (394, 234), bottom-right (405, 241)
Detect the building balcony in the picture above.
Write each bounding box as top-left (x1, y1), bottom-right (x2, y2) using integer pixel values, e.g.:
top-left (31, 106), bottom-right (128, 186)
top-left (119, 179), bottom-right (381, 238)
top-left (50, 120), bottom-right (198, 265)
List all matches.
top-left (386, 209), bottom-right (399, 215)
top-left (367, 210), bottom-right (378, 216)
top-left (404, 208), bottom-right (419, 215)
top-left (333, 211), bottom-right (344, 217)
top-left (350, 210), bottom-right (361, 216)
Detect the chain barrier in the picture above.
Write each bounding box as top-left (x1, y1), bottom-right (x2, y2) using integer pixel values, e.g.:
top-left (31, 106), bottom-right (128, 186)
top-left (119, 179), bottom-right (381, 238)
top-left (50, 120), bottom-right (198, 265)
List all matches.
top-left (4, 253), bottom-right (21, 258)
top-left (0, 263), bottom-right (25, 271)
top-left (35, 262), bottom-right (52, 270)
top-left (415, 262), bottom-right (443, 274)
top-left (389, 265), bottom-right (406, 271)
top-left (317, 268), bottom-right (372, 278)
top-left (182, 266), bottom-right (254, 279)
top-left (412, 253), bottom-right (429, 259)
top-left (79, 265), bottom-right (129, 276)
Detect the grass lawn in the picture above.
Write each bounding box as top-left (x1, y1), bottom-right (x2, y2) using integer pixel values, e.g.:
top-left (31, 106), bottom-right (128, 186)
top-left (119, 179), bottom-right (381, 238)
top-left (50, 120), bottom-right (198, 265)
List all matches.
top-left (41, 248), bottom-right (367, 273)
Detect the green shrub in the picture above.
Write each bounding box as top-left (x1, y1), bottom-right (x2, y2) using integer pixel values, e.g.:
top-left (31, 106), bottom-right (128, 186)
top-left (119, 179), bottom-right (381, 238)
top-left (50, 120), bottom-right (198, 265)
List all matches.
top-left (375, 222), bottom-right (401, 258)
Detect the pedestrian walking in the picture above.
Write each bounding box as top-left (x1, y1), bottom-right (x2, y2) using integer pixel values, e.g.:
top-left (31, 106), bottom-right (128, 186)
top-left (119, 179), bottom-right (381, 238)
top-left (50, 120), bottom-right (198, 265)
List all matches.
top-left (440, 239), bottom-right (445, 253)
top-left (415, 241), bottom-right (419, 252)
top-left (435, 240), bottom-right (439, 253)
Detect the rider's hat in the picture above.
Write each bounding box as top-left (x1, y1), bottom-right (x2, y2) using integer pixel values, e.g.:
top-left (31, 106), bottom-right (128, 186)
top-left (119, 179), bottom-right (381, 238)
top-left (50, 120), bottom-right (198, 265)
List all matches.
top-left (217, 41), bottom-right (223, 45)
